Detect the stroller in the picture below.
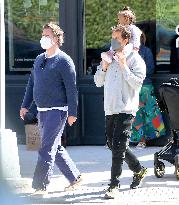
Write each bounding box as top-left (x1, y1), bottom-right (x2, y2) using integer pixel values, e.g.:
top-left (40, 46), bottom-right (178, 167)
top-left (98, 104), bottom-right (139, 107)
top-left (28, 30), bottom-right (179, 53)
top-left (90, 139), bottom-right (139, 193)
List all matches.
top-left (154, 78), bottom-right (179, 180)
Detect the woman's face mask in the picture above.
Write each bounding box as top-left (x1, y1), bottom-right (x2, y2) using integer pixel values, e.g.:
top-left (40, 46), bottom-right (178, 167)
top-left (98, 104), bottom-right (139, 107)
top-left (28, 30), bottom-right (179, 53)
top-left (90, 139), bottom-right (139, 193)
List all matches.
top-left (40, 36), bottom-right (55, 50)
top-left (111, 38), bottom-right (122, 51)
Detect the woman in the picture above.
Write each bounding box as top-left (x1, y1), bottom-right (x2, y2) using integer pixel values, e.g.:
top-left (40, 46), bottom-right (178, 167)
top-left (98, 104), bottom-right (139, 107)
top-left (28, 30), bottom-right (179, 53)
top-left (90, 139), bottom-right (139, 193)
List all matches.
top-left (130, 31), bottom-right (166, 148)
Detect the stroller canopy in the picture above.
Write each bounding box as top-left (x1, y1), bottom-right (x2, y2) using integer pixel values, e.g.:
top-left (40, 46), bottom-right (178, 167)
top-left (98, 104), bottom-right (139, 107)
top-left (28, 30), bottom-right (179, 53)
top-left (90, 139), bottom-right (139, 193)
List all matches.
top-left (159, 78), bottom-right (179, 130)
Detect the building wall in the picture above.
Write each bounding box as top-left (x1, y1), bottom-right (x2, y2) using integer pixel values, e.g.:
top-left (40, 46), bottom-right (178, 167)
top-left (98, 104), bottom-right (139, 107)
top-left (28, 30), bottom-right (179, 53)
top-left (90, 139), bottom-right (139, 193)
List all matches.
top-left (5, 0), bottom-right (179, 145)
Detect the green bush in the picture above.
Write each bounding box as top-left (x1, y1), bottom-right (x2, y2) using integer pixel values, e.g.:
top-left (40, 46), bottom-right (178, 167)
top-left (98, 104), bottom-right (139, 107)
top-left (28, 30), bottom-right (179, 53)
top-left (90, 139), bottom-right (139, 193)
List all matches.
top-left (85, 0), bottom-right (156, 48)
top-left (5, 0), bottom-right (59, 41)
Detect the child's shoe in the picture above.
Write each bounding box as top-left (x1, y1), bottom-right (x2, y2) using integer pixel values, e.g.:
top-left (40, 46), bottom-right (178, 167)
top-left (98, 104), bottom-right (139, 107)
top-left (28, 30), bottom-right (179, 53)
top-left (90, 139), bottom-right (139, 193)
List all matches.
top-left (101, 51), bottom-right (114, 63)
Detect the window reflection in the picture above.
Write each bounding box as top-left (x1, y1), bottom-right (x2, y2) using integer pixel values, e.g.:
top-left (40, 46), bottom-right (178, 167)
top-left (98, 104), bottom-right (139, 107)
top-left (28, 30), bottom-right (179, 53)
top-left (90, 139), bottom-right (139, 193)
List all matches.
top-left (84, 0), bottom-right (155, 76)
top-left (156, 24), bottom-right (179, 73)
top-left (5, 0), bottom-right (59, 72)
top-left (156, 0), bottom-right (179, 73)
top-left (84, 0), bottom-right (179, 75)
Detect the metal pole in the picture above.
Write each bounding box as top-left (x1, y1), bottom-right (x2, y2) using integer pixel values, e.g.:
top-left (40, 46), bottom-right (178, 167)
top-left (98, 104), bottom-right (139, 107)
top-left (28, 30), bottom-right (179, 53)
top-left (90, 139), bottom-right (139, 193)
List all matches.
top-left (0, 0), bottom-right (5, 175)
top-left (0, 1), bottom-right (24, 204)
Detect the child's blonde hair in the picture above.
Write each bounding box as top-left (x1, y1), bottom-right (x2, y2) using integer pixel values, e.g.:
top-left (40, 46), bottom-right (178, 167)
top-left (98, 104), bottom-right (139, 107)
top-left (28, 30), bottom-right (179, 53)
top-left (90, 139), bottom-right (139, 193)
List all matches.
top-left (118, 6), bottom-right (136, 25)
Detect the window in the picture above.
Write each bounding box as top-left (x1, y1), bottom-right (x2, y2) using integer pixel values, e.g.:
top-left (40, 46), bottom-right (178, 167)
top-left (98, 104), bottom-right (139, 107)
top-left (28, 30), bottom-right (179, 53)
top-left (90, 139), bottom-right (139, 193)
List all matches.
top-left (5, 0), bottom-right (59, 72)
top-left (84, 0), bottom-right (179, 75)
top-left (156, 0), bottom-right (179, 73)
top-left (84, 0), bottom-right (155, 76)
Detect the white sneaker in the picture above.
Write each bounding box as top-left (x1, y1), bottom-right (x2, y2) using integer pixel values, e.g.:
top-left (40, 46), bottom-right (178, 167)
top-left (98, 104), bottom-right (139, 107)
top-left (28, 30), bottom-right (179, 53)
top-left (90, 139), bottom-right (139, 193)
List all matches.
top-left (64, 175), bottom-right (83, 191)
top-left (136, 142), bottom-right (146, 149)
top-left (29, 188), bottom-right (48, 197)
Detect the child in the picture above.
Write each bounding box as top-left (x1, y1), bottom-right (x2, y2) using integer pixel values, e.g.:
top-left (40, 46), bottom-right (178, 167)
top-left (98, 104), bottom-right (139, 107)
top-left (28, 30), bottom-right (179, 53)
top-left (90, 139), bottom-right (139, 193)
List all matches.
top-left (118, 6), bottom-right (142, 51)
top-left (101, 6), bottom-right (141, 63)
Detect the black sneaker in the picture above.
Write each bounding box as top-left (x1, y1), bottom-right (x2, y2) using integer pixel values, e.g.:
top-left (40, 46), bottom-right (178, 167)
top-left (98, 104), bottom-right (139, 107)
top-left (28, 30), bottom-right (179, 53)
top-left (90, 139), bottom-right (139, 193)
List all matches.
top-left (130, 167), bottom-right (147, 189)
top-left (104, 186), bottom-right (119, 199)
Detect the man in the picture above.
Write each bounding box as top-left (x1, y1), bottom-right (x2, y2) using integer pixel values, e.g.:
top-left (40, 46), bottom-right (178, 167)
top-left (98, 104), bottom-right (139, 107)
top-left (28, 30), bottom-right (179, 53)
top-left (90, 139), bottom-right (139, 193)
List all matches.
top-left (20, 22), bottom-right (82, 195)
top-left (94, 25), bottom-right (147, 199)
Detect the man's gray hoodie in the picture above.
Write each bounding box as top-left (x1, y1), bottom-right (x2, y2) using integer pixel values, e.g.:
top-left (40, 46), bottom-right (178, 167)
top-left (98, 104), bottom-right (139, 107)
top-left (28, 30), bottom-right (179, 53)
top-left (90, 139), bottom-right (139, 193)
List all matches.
top-left (94, 49), bottom-right (146, 116)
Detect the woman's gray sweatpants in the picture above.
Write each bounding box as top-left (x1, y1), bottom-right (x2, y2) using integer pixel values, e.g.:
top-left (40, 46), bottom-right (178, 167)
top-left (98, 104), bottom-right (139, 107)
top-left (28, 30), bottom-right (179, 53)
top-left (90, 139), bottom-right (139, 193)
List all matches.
top-left (32, 109), bottom-right (80, 190)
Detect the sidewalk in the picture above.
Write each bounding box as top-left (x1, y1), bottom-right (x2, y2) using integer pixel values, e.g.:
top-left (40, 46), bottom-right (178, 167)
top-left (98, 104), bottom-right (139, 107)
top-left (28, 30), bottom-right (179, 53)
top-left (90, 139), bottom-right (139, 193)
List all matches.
top-left (5, 145), bottom-right (179, 204)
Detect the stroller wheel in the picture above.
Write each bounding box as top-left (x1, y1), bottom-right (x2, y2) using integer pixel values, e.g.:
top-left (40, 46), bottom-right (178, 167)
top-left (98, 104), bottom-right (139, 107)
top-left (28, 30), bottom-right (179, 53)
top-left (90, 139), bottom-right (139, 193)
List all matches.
top-left (174, 154), bottom-right (179, 180)
top-left (175, 166), bottom-right (179, 180)
top-left (154, 161), bottom-right (165, 178)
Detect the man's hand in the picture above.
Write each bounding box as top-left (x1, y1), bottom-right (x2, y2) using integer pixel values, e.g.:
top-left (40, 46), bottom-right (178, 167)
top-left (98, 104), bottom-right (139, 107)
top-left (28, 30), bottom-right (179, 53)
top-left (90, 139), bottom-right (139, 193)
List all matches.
top-left (68, 116), bottom-right (77, 126)
top-left (20, 108), bottom-right (29, 120)
top-left (115, 51), bottom-right (127, 68)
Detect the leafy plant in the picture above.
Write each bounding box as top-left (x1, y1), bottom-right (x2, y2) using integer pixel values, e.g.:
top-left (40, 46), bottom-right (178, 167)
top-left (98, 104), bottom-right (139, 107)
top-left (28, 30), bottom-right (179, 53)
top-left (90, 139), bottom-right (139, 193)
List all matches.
top-left (85, 0), bottom-right (156, 48)
top-left (5, 0), bottom-right (59, 41)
